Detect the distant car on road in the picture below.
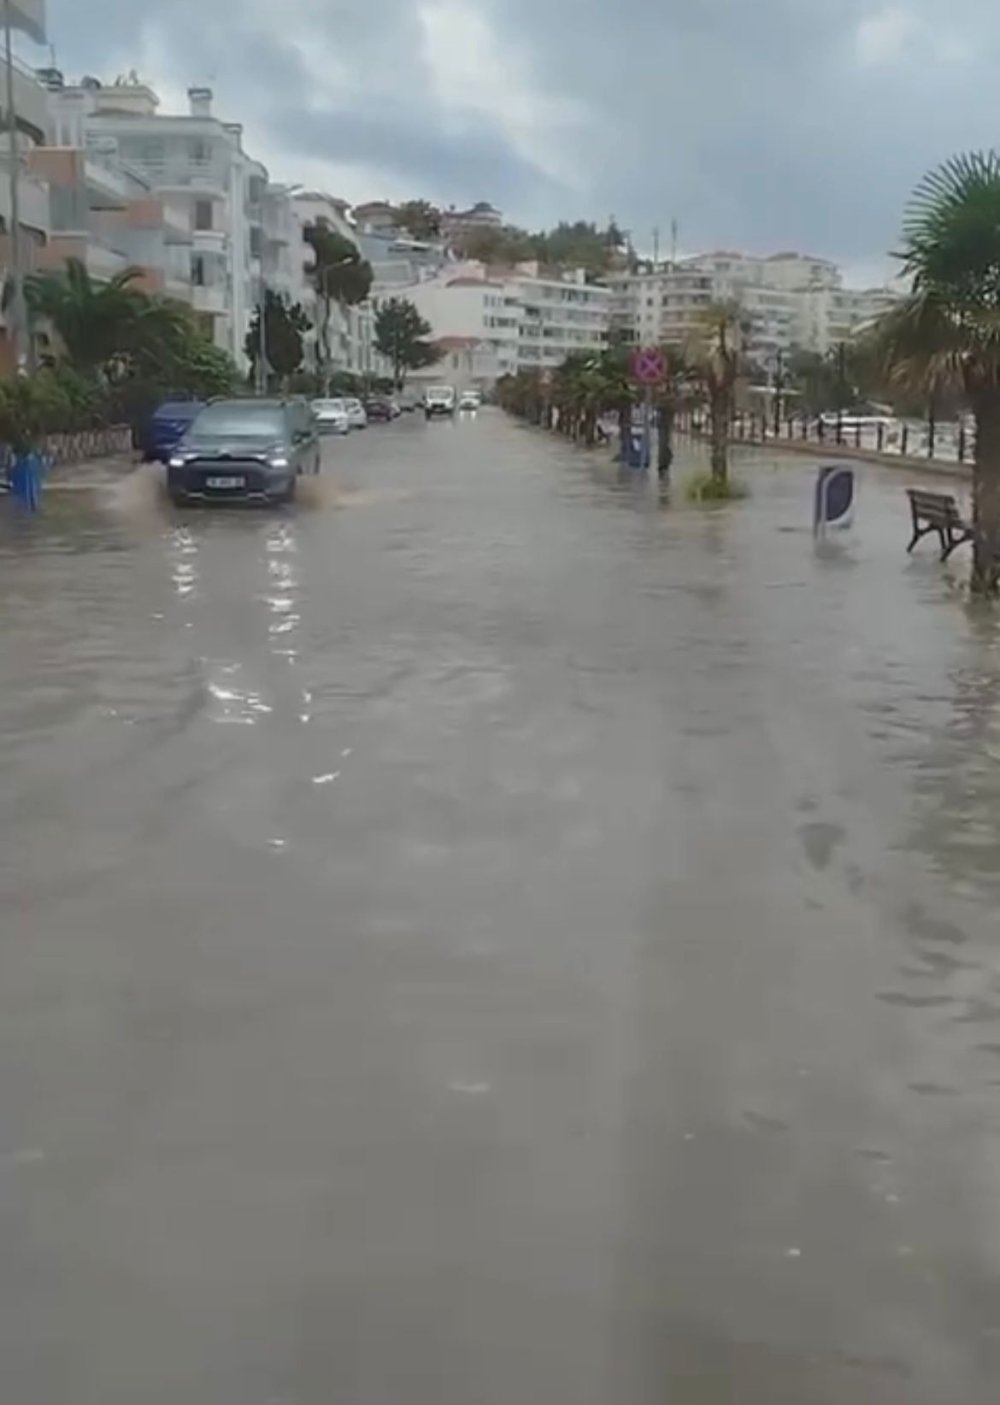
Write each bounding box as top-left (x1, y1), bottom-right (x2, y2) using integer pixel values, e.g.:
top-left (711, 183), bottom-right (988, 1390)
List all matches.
top-left (311, 397), bottom-right (350, 435)
top-left (364, 395), bottom-right (394, 422)
top-left (458, 389), bottom-right (482, 412)
top-left (424, 385), bottom-right (456, 419)
top-left (344, 397), bottom-right (368, 430)
top-left (168, 397), bottom-right (320, 506)
top-left (141, 398), bottom-right (205, 463)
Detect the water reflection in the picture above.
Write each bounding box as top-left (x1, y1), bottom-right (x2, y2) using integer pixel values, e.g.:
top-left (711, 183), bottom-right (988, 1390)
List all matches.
top-left (265, 521), bottom-right (300, 657)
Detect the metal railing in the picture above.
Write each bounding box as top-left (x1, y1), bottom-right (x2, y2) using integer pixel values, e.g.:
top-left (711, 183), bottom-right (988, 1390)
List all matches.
top-left (679, 409), bottom-right (976, 466)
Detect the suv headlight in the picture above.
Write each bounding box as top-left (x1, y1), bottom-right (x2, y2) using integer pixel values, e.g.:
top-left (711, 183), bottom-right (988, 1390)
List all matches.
top-left (269, 456), bottom-right (289, 469)
top-left (168, 454), bottom-right (187, 468)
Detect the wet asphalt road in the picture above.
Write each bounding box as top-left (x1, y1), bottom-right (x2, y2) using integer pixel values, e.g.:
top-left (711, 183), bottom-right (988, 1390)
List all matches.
top-left (3, 413), bottom-right (1000, 1402)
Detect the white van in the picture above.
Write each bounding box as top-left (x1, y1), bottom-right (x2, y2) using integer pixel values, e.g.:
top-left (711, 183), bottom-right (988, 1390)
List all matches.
top-left (424, 386), bottom-right (456, 419)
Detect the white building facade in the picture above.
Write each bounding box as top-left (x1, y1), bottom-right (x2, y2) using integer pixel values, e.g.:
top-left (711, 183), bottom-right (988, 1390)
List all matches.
top-left (610, 251), bottom-right (899, 362)
top-left (45, 76), bottom-right (276, 367)
top-left (402, 262), bottom-right (610, 385)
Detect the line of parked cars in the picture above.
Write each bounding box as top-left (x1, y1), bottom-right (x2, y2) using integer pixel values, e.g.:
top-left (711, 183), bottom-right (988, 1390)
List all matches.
top-left (142, 384), bottom-right (483, 508)
top-left (311, 394), bottom-right (405, 434)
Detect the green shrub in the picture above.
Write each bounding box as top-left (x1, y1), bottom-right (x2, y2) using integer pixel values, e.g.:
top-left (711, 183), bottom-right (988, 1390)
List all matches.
top-left (684, 470), bottom-right (749, 503)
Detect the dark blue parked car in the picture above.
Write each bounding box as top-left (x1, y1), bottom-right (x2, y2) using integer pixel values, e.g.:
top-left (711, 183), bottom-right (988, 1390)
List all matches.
top-left (141, 399), bottom-right (205, 463)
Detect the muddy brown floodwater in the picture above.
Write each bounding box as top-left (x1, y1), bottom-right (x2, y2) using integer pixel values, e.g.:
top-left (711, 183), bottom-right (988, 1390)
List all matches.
top-left (3, 414), bottom-right (1000, 1403)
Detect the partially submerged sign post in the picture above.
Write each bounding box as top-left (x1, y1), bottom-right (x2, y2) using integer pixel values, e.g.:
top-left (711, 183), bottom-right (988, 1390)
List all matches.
top-left (629, 347), bottom-right (667, 472)
top-left (813, 464), bottom-right (856, 538)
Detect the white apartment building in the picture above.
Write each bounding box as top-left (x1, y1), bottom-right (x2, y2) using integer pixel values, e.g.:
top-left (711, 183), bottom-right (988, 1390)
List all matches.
top-left (0, 2), bottom-right (51, 370)
top-left (402, 261), bottom-right (610, 385)
top-left (45, 75), bottom-right (274, 366)
top-left (610, 251), bottom-right (898, 363)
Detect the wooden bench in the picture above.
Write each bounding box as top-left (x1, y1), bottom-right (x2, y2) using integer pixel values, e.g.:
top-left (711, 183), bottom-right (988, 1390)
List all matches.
top-left (906, 489), bottom-right (974, 560)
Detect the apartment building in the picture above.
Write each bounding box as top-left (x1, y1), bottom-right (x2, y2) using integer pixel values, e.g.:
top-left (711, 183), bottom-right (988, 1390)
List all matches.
top-left (609, 251), bottom-right (898, 362)
top-left (44, 74), bottom-right (275, 364)
top-left (404, 261), bottom-right (610, 384)
top-left (0, 3), bottom-right (51, 369)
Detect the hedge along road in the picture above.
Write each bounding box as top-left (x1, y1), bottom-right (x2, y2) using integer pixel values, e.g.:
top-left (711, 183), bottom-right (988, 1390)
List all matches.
top-left (1, 412), bottom-right (1000, 1404)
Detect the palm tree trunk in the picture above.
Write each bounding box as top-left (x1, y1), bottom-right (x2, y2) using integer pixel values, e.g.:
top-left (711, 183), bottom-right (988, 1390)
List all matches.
top-left (972, 398), bottom-right (1000, 596)
top-left (617, 405), bottom-right (630, 461)
top-left (658, 401), bottom-right (675, 478)
top-left (710, 389), bottom-right (729, 484)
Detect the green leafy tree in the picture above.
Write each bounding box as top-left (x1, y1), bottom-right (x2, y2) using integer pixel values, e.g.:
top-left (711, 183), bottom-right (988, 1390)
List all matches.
top-left (245, 290), bottom-right (311, 388)
top-left (872, 151), bottom-right (1000, 593)
top-left (393, 200), bottom-right (441, 241)
top-left (303, 222), bottom-right (373, 381)
top-left (373, 297), bottom-right (438, 388)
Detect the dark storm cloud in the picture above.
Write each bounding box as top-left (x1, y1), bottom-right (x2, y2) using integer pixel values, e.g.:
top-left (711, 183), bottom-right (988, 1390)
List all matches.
top-left (44, 0), bottom-right (1000, 265)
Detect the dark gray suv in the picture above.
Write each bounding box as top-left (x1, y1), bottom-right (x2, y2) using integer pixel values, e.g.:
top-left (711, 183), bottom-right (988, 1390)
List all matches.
top-left (168, 398), bottom-right (320, 505)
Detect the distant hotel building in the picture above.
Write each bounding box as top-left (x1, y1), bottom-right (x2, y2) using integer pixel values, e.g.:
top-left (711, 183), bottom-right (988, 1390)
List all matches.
top-left (609, 251), bottom-right (899, 363)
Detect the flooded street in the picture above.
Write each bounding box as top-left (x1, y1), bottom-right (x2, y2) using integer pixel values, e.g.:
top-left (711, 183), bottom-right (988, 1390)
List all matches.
top-left (4, 413), bottom-right (1000, 1402)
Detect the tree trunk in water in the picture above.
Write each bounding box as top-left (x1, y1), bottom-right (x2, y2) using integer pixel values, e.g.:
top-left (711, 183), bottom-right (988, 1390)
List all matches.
top-left (618, 406), bottom-right (630, 461)
top-left (972, 398), bottom-right (1000, 596)
top-left (710, 389), bottom-right (729, 484)
top-left (584, 411), bottom-right (596, 447)
top-left (658, 402), bottom-right (675, 478)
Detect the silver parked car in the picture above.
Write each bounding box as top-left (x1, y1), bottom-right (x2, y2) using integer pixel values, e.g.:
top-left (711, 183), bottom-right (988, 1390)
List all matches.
top-left (344, 397), bottom-right (368, 430)
top-left (311, 398), bottom-right (350, 435)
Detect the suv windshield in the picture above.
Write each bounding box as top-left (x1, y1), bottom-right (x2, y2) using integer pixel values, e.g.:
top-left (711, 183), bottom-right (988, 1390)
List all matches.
top-left (191, 403), bottom-right (286, 438)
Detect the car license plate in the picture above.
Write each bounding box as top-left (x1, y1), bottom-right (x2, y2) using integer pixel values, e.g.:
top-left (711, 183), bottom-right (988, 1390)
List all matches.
top-left (205, 475), bottom-right (245, 489)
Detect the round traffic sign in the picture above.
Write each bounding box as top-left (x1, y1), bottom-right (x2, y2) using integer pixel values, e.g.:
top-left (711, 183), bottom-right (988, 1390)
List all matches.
top-left (630, 346), bottom-right (667, 385)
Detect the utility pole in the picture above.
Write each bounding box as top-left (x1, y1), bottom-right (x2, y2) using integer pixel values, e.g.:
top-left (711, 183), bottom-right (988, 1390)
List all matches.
top-left (670, 218), bottom-right (678, 268)
top-left (3, 0), bottom-right (26, 373)
top-left (773, 347), bottom-right (784, 436)
top-left (256, 277), bottom-right (268, 395)
top-left (652, 226), bottom-right (660, 269)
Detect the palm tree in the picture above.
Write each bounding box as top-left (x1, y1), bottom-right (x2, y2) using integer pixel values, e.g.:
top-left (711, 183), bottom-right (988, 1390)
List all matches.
top-left (686, 302), bottom-right (746, 487)
top-left (25, 259), bottom-right (149, 372)
top-left (873, 151), bottom-right (1000, 594)
top-left (303, 222), bottom-right (373, 385)
top-left (655, 345), bottom-right (692, 477)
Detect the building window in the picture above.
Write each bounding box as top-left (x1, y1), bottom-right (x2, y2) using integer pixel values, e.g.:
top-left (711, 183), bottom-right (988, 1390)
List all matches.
top-left (189, 138), bottom-right (211, 163)
top-left (194, 200), bottom-right (214, 231)
top-left (192, 255), bottom-right (206, 287)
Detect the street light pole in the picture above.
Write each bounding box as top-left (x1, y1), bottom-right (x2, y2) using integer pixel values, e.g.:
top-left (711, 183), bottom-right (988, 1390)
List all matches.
top-left (257, 276), bottom-right (267, 395)
top-left (3, 0), bottom-right (26, 373)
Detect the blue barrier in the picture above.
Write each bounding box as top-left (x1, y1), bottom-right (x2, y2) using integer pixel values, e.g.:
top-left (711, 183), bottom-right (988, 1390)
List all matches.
top-left (5, 450), bottom-right (46, 511)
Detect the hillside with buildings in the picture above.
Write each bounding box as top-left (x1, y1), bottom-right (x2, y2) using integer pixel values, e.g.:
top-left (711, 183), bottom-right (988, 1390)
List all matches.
top-left (0, 0), bottom-right (898, 392)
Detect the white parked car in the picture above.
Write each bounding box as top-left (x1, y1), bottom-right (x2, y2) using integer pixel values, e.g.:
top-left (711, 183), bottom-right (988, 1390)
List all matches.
top-left (458, 389), bottom-right (482, 411)
top-left (344, 397), bottom-right (368, 430)
top-left (311, 398), bottom-right (350, 435)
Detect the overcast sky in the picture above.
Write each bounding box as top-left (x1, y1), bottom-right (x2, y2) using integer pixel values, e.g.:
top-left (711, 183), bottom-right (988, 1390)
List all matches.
top-left (41, 0), bottom-right (1000, 284)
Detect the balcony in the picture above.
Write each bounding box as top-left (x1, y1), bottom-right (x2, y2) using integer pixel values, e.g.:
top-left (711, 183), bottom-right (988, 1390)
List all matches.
top-left (142, 160), bottom-right (229, 199)
top-left (0, 159), bottom-right (50, 235)
top-left (193, 227), bottom-right (227, 254)
top-left (86, 240), bottom-right (130, 281)
top-left (84, 155), bottom-right (132, 209)
top-left (6, 57), bottom-right (47, 144)
top-left (191, 284), bottom-right (227, 316)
